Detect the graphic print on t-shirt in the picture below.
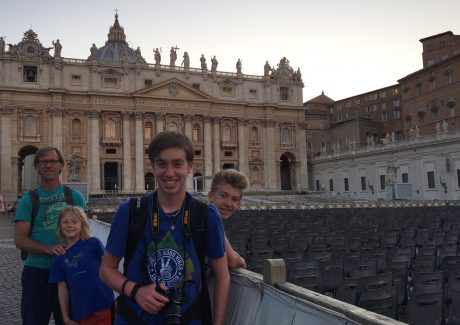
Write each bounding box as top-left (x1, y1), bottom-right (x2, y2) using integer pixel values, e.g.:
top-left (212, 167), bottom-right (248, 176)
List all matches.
top-left (146, 231), bottom-right (194, 288)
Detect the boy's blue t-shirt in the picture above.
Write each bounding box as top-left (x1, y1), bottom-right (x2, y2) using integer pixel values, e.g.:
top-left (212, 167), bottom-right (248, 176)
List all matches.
top-left (105, 192), bottom-right (226, 325)
top-left (49, 237), bottom-right (114, 321)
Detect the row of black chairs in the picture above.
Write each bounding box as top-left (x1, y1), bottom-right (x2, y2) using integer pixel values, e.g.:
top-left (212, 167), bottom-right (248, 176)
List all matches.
top-left (224, 206), bottom-right (460, 324)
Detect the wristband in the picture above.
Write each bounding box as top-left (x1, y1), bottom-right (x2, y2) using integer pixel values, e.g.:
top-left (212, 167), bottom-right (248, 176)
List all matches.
top-left (130, 283), bottom-right (142, 300)
top-left (121, 279), bottom-right (129, 297)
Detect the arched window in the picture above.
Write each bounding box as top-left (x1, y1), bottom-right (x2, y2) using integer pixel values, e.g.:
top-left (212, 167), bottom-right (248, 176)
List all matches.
top-left (251, 126), bottom-right (259, 144)
top-left (281, 128), bottom-right (290, 144)
top-left (105, 119), bottom-right (116, 138)
top-left (24, 116), bottom-right (37, 136)
top-left (71, 118), bottom-right (81, 136)
top-left (223, 125), bottom-right (231, 142)
top-left (144, 121), bottom-right (153, 141)
top-left (192, 124), bottom-right (201, 142)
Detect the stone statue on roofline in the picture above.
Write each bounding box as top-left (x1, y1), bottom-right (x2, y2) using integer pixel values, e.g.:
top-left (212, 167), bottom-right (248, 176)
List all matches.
top-left (211, 55), bottom-right (218, 73)
top-left (154, 48), bottom-right (161, 64)
top-left (170, 46), bottom-right (178, 66)
top-left (264, 61), bottom-right (271, 77)
top-left (236, 58), bottom-right (242, 74)
top-left (200, 54), bottom-right (207, 70)
top-left (90, 43), bottom-right (99, 60)
top-left (0, 36), bottom-right (6, 55)
top-left (182, 51), bottom-right (190, 68)
top-left (52, 39), bottom-right (62, 58)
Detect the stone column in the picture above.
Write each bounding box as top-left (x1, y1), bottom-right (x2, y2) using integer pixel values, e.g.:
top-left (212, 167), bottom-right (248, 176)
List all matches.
top-left (237, 118), bottom-right (248, 176)
top-left (184, 114), bottom-right (194, 191)
top-left (1, 106), bottom-right (14, 193)
top-left (155, 112), bottom-right (164, 133)
top-left (297, 122), bottom-right (308, 190)
top-left (49, 107), bottom-right (63, 151)
top-left (212, 117), bottom-right (221, 173)
top-left (264, 120), bottom-right (277, 189)
top-left (122, 112), bottom-right (132, 192)
top-left (203, 115), bottom-right (213, 189)
top-left (134, 112), bottom-right (145, 192)
top-left (88, 111), bottom-right (101, 193)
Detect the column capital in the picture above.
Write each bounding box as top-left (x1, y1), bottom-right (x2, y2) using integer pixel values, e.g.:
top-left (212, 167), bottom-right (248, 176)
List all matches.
top-left (134, 111), bottom-right (144, 120)
top-left (297, 122), bottom-right (308, 130)
top-left (263, 119), bottom-right (276, 127)
top-left (237, 117), bottom-right (247, 125)
top-left (122, 111), bottom-right (133, 120)
top-left (0, 106), bottom-right (14, 115)
top-left (155, 112), bottom-right (165, 119)
top-left (203, 115), bottom-right (212, 122)
top-left (47, 107), bottom-right (63, 117)
top-left (184, 114), bottom-right (193, 122)
top-left (87, 110), bottom-right (100, 119)
top-left (212, 116), bottom-right (221, 124)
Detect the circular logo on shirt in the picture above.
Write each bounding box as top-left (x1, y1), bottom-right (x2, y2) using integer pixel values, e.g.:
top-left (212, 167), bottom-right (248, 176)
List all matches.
top-left (147, 248), bottom-right (184, 287)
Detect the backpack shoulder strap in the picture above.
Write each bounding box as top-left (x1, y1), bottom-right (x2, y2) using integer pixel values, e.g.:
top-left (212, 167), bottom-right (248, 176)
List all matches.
top-left (189, 198), bottom-right (208, 263)
top-left (123, 196), bottom-right (148, 274)
top-left (63, 185), bottom-right (74, 205)
top-left (29, 189), bottom-right (40, 230)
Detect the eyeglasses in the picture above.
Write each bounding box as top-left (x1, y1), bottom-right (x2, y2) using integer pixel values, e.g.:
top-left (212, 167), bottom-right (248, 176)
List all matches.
top-left (37, 159), bottom-right (61, 166)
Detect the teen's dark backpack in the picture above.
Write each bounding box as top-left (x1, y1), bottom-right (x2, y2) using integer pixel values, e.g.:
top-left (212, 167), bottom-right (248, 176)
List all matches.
top-left (119, 194), bottom-right (211, 325)
top-left (21, 185), bottom-right (74, 260)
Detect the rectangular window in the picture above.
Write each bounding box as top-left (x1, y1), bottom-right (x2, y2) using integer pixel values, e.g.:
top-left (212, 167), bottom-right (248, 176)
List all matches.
top-left (224, 151), bottom-right (233, 157)
top-left (394, 109), bottom-right (401, 119)
top-left (393, 99), bottom-right (400, 108)
top-left (427, 171), bottom-right (436, 189)
top-left (381, 112), bottom-right (387, 121)
top-left (104, 77), bottom-right (118, 88)
top-left (192, 128), bottom-right (199, 141)
top-left (222, 87), bottom-right (233, 96)
top-left (280, 87), bottom-right (289, 101)
top-left (355, 98), bottom-right (361, 105)
top-left (416, 85), bottom-right (423, 96)
top-left (23, 66), bottom-right (38, 83)
top-left (316, 180), bottom-right (320, 191)
top-left (380, 175), bottom-right (386, 190)
top-left (192, 83), bottom-right (200, 90)
top-left (106, 148), bottom-right (116, 155)
top-left (429, 79), bottom-right (436, 91)
top-left (402, 173), bottom-right (409, 183)
top-left (381, 103), bottom-right (387, 110)
top-left (344, 178), bottom-right (349, 192)
top-left (194, 150), bottom-right (202, 156)
top-left (144, 79), bottom-right (153, 87)
top-left (457, 169), bottom-right (460, 188)
top-left (361, 176), bottom-right (366, 191)
top-left (329, 179), bottom-right (334, 191)
top-left (71, 74), bottom-right (81, 86)
top-left (380, 91), bottom-right (387, 98)
top-left (249, 89), bottom-right (257, 99)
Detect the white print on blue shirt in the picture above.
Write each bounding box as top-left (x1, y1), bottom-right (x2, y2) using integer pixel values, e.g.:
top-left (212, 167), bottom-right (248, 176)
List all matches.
top-left (147, 248), bottom-right (185, 288)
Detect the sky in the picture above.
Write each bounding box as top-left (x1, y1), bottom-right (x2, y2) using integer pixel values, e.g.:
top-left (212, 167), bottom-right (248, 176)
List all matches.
top-left (1, 0), bottom-right (459, 101)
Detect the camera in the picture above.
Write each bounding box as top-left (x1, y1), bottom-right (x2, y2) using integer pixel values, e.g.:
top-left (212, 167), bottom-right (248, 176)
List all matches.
top-left (157, 287), bottom-right (183, 325)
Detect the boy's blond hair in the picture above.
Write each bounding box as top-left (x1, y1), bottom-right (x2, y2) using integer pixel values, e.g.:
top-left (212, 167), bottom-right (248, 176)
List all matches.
top-left (56, 206), bottom-right (92, 243)
top-left (210, 169), bottom-right (249, 194)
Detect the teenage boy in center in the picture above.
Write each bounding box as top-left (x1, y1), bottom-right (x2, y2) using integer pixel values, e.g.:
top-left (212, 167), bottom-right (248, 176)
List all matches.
top-left (100, 131), bottom-right (230, 325)
top-left (208, 169), bottom-right (248, 269)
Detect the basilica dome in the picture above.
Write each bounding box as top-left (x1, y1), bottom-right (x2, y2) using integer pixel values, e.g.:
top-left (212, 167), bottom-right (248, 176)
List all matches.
top-left (87, 13), bottom-right (146, 64)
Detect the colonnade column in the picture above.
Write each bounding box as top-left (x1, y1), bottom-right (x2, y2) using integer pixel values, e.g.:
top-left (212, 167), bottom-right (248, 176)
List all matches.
top-left (155, 112), bottom-right (164, 134)
top-left (297, 122), bottom-right (308, 190)
top-left (212, 117), bottom-right (221, 174)
top-left (88, 111), bottom-right (101, 193)
top-left (237, 118), bottom-right (248, 176)
top-left (203, 115), bottom-right (213, 190)
top-left (0, 106), bottom-right (14, 193)
top-left (264, 119), bottom-right (277, 189)
top-left (134, 112), bottom-right (145, 193)
top-left (122, 112), bottom-right (132, 192)
top-left (50, 107), bottom-right (63, 151)
top-left (184, 114), bottom-right (193, 191)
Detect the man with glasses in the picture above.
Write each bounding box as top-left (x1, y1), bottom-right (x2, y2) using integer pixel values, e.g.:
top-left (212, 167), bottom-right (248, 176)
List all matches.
top-left (208, 169), bottom-right (249, 268)
top-left (15, 145), bottom-right (87, 325)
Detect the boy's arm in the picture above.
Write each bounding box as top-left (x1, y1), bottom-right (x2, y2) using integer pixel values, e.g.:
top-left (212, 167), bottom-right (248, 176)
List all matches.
top-left (211, 255), bottom-right (230, 325)
top-left (57, 282), bottom-right (78, 325)
top-left (225, 237), bottom-right (246, 269)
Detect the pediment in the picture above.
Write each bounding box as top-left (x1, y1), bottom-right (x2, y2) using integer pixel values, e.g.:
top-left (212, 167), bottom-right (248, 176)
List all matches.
top-left (133, 78), bottom-right (214, 101)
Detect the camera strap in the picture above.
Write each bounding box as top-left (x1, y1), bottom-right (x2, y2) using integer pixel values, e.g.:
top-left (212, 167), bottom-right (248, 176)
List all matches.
top-left (151, 191), bottom-right (189, 287)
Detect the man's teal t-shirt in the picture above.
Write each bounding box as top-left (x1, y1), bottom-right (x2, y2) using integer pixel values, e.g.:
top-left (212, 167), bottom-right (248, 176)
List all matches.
top-left (15, 184), bottom-right (87, 269)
